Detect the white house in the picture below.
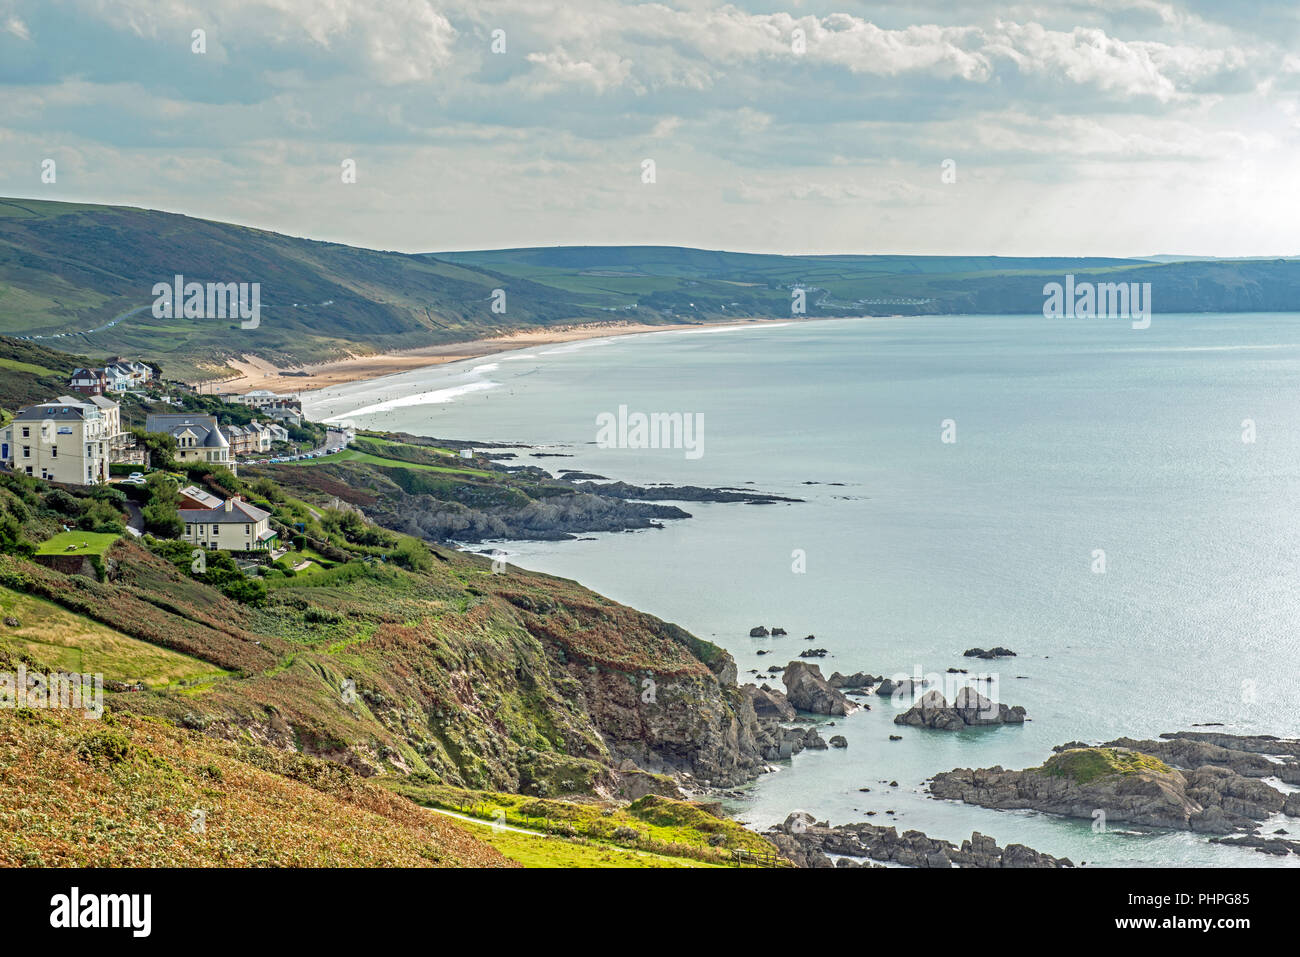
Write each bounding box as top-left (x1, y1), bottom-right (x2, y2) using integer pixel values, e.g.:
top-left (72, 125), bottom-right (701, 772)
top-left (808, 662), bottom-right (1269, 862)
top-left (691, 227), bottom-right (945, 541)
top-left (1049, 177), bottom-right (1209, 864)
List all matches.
top-left (1, 400), bottom-right (110, 485)
top-left (180, 497), bottom-right (277, 551)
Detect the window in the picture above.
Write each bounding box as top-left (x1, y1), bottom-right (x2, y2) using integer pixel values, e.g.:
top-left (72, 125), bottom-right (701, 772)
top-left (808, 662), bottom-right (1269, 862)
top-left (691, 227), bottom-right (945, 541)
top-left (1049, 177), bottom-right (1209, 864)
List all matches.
top-left (51, 446), bottom-right (57, 458)
top-left (20, 427), bottom-right (29, 439)
top-left (22, 446), bottom-right (29, 458)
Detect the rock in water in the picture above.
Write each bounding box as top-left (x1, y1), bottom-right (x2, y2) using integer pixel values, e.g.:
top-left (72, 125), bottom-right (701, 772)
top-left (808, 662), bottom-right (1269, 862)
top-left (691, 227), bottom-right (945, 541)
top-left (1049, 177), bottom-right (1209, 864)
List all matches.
top-left (749, 626), bottom-right (770, 637)
top-left (768, 815), bottom-right (1071, 869)
top-left (781, 661), bottom-right (859, 716)
top-left (742, 683), bottom-right (797, 721)
top-left (894, 688), bottom-right (1026, 730)
top-left (929, 737), bottom-right (1300, 834)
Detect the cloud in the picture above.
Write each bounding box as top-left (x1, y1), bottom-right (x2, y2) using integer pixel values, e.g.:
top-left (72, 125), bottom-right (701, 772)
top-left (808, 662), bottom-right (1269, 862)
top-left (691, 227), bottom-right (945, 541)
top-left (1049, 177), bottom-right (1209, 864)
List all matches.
top-left (2, 0), bottom-right (1299, 256)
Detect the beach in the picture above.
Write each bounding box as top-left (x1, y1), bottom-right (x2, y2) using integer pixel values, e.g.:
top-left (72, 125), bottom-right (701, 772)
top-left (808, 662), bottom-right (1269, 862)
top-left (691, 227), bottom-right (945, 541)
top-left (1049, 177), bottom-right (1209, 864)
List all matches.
top-left (208, 319), bottom-right (778, 394)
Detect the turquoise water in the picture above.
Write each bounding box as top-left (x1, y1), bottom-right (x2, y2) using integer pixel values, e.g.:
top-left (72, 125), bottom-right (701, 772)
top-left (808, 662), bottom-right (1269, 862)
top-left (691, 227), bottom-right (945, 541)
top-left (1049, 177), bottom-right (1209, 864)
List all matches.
top-left (304, 315), bottom-right (1300, 867)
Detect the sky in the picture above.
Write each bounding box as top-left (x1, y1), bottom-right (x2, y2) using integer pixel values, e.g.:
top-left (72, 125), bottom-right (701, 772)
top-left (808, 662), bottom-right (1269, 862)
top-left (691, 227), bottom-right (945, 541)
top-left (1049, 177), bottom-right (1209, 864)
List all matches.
top-left (2, 0), bottom-right (1299, 257)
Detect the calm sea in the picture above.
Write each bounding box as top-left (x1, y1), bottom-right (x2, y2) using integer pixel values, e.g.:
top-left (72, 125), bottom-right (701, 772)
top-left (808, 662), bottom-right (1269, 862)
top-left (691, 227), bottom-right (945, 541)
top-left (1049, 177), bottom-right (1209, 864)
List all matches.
top-left (304, 314), bottom-right (1300, 867)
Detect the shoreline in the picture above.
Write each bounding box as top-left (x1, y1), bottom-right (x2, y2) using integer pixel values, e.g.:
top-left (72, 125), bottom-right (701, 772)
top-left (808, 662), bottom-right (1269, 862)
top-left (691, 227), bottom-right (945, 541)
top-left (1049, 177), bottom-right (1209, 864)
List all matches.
top-left (203, 318), bottom-right (797, 395)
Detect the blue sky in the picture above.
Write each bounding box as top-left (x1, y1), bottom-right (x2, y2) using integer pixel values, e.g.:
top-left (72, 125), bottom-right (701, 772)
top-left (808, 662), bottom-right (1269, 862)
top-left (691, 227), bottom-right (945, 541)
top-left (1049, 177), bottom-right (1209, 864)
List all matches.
top-left (3, 0), bottom-right (1298, 256)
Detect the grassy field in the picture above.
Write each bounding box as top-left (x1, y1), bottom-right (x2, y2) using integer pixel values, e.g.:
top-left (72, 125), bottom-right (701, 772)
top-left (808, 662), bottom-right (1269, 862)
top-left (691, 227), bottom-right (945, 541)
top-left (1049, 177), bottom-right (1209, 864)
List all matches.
top-left (446, 814), bottom-right (720, 867)
top-left (0, 587), bottom-right (227, 688)
top-left (0, 705), bottom-right (513, 867)
top-left (276, 448), bottom-right (490, 477)
top-left (34, 531), bottom-right (122, 556)
top-left (389, 782), bottom-right (781, 865)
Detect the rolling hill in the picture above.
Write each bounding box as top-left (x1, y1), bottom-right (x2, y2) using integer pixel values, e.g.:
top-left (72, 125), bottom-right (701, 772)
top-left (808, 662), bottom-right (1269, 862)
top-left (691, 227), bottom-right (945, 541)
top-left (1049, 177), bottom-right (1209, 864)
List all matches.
top-left (5, 196), bottom-right (1300, 383)
top-left (0, 198), bottom-right (606, 380)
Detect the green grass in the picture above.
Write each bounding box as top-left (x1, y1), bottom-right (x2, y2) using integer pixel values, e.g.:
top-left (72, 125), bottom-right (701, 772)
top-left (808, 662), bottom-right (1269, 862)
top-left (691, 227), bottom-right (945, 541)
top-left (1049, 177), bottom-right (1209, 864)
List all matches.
top-left (1036, 747), bottom-right (1174, 784)
top-left (276, 448), bottom-right (490, 477)
top-left (361, 435), bottom-right (456, 457)
top-left (0, 356), bottom-right (60, 376)
top-left (448, 815), bottom-right (720, 868)
top-left (0, 587), bottom-right (228, 688)
top-left (389, 782), bottom-right (779, 864)
top-left (33, 531), bottom-right (122, 556)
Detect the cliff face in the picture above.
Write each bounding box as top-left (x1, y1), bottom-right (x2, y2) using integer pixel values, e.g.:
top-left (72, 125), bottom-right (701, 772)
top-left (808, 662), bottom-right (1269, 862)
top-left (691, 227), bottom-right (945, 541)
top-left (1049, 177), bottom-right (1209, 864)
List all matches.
top-left (53, 543), bottom-right (766, 801)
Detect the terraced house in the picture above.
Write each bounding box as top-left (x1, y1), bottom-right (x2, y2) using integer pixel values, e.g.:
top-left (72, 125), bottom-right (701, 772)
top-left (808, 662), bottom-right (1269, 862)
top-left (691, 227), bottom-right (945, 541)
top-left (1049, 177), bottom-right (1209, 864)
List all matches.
top-left (180, 496), bottom-right (277, 551)
top-left (1, 400), bottom-right (110, 485)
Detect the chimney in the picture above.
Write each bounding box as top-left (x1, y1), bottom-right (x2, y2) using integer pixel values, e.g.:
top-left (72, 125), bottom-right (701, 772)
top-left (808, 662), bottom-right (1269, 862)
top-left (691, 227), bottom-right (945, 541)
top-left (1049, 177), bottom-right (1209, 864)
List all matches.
top-left (224, 498), bottom-right (233, 512)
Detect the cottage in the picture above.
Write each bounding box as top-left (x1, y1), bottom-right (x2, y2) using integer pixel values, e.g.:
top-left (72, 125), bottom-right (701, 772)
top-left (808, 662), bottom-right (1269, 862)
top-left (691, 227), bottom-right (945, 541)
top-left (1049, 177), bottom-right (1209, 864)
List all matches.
top-left (180, 497), bottom-right (277, 551)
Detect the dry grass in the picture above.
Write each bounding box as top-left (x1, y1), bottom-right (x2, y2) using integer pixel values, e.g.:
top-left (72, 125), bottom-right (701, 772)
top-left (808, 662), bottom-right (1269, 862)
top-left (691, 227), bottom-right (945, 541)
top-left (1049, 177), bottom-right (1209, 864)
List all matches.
top-left (0, 707), bottom-right (515, 868)
top-left (0, 587), bottom-right (226, 688)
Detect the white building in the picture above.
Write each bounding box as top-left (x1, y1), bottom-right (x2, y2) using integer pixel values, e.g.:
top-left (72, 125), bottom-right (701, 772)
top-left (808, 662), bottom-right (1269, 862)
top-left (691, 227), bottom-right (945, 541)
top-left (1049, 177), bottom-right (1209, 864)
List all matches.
top-left (227, 390), bottom-right (299, 411)
top-left (57, 395), bottom-right (129, 456)
top-left (180, 497), bottom-right (277, 551)
top-left (1, 400), bottom-right (111, 485)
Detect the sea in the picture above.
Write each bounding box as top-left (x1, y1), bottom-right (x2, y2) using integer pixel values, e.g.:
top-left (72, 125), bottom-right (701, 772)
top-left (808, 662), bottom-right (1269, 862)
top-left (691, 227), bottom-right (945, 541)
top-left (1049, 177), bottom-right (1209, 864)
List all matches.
top-left (303, 313), bottom-right (1300, 867)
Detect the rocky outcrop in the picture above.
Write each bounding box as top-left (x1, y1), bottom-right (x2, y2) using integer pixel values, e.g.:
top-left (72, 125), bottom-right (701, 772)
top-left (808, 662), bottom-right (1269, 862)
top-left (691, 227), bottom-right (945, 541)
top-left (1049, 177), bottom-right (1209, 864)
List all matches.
top-left (1211, 834), bottom-right (1300, 857)
top-left (894, 688), bottom-right (1026, 730)
top-left (749, 626), bottom-right (769, 637)
top-left (768, 813), bottom-right (1071, 868)
top-left (963, 646), bottom-right (1016, 659)
top-left (931, 735), bottom-right (1300, 835)
top-left (756, 724), bottom-right (826, 761)
top-left (1099, 734), bottom-right (1300, 786)
top-left (781, 661), bottom-right (859, 716)
top-left (828, 671), bottom-right (880, 689)
top-left (742, 683), bottom-right (797, 721)
top-left (874, 676), bottom-right (928, 698)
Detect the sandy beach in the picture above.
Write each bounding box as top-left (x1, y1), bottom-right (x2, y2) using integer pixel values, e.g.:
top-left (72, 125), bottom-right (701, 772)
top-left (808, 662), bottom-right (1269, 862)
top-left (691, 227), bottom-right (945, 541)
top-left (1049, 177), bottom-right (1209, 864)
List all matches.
top-left (203, 319), bottom-right (779, 395)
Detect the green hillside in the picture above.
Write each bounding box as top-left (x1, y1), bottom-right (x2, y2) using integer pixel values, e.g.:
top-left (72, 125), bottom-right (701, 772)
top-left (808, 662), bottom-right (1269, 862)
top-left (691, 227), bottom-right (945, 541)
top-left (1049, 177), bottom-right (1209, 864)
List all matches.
top-left (435, 245), bottom-right (1300, 319)
top-left (7, 197), bottom-right (1300, 384)
top-left (0, 198), bottom-right (609, 380)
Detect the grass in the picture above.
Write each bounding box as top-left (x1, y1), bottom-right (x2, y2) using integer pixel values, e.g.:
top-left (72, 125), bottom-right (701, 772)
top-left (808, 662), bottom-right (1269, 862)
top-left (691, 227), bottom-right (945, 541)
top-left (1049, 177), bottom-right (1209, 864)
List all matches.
top-left (275, 448), bottom-right (490, 477)
top-left (448, 815), bottom-right (720, 868)
top-left (361, 434), bottom-right (456, 457)
top-left (34, 531), bottom-right (122, 556)
top-left (0, 587), bottom-right (228, 688)
top-left (1037, 747), bottom-right (1174, 784)
top-left (389, 782), bottom-right (780, 865)
top-left (0, 706), bottom-right (514, 867)
top-left (0, 356), bottom-right (60, 376)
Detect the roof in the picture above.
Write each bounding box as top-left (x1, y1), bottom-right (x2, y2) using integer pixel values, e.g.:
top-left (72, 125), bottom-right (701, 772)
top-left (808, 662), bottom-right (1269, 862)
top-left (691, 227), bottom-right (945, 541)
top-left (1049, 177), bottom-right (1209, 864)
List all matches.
top-left (145, 413), bottom-right (229, 448)
top-left (179, 499), bottom-right (271, 524)
top-left (178, 485), bottom-right (224, 509)
top-left (13, 402), bottom-right (97, 421)
top-left (57, 394), bottom-right (119, 412)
